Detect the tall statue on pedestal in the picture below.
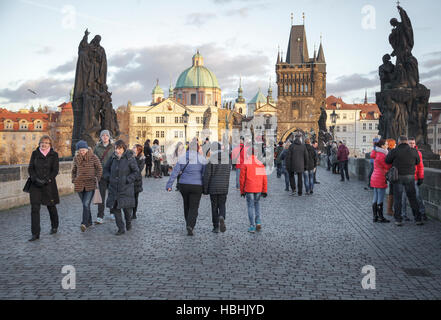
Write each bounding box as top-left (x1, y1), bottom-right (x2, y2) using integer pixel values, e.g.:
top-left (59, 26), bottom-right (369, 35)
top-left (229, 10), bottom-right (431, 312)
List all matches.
top-left (376, 5), bottom-right (438, 160)
top-left (71, 29), bottom-right (120, 155)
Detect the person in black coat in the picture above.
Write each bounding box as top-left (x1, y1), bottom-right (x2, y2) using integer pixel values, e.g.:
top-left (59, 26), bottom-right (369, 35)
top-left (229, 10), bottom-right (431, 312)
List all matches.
top-left (286, 134), bottom-right (309, 196)
top-left (304, 138), bottom-right (317, 195)
top-left (27, 135), bottom-right (60, 241)
top-left (203, 141), bottom-right (230, 233)
top-left (130, 144), bottom-right (145, 219)
top-left (104, 140), bottom-right (140, 235)
top-left (143, 139), bottom-right (152, 178)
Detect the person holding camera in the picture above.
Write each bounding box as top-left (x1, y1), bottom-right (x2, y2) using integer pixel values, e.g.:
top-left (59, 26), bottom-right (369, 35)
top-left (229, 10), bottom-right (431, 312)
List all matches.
top-left (27, 135), bottom-right (60, 241)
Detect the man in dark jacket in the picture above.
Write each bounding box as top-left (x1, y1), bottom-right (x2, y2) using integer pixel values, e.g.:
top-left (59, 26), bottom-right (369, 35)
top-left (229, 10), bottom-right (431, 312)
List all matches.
top-left (274, 141), bottom-right (284, 178)
top-left (304, 138), bottom-right (317, 195)
top-left (337, 141), bottom-right (350, 181)
top-left (312, 140), bottom-right (321, 184)
top-left (93, 130), bottom-right (114, 223)
top-left (385, 136), bottom-right (422, 226)
top-left (203, 141), bottom-right (230, 233)
top-left (326, 141), bottom-right (332, 170)
top-left (286, 134), bottom-right (309, 196)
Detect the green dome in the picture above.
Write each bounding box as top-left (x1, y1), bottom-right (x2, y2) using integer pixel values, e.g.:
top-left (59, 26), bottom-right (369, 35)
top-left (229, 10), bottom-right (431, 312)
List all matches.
top-left (175, 52), bottom-right (220, 89)
top-left (152, 83), bottom-right (164, 94)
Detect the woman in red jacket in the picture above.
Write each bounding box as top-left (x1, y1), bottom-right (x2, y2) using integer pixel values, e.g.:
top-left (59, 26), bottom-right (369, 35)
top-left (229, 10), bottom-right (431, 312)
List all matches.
top-left (370, 139), bottom-right (391, 223)
top-left (240, 147), bottom-right (268, 233)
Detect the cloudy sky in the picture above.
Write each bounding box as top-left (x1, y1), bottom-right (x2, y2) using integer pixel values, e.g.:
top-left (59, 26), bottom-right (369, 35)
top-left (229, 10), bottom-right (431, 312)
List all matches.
top-left (1, 0), bottom-right (440, 111)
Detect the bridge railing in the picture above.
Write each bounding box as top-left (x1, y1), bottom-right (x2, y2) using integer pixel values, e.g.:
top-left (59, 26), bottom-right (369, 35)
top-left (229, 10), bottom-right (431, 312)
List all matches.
top-left (0, 162), bottom-right (74, 211)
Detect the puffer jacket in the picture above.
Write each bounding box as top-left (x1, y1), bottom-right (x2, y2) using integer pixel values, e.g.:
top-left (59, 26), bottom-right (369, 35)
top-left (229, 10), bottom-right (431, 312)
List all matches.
top-left (286, 139), bottom-right (309, 173)
top-left (72, 148), bottom-right (102, 192)
top-left (104, 150), bottom-right (140, 209)
top-left (240, 155), bottom-right (268, 194)
top-left (370, 147), bottom-right (391, 189)
top-left (203, 150), bottom-right (230, 195)
top-left (414, 147), bottom-right (424, 181)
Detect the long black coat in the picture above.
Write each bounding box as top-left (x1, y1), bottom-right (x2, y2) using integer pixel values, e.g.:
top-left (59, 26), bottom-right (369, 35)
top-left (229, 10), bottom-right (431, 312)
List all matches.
top-left (134, 152), bottom-right (145, 194)
top-left (28, 148), bottom-right (60, 206)
top-left (305, 144), bottom-right (317, 171)
top-left (104, 151), bottom-right (139, 209)
top-left (286, 139), bottom-right (309, 173)
top-left (203, 151), bottom-right (230, 195)
top-left (143, 142), bottom-right (152, 166)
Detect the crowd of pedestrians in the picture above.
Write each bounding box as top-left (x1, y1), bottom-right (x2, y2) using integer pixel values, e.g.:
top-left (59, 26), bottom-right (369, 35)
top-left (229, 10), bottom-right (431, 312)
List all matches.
top-left (25, 128), bottom-right (429, 241)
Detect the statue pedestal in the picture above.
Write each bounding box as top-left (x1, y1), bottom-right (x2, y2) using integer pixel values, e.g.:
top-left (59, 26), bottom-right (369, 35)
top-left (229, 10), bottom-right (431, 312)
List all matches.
top-left (376, 84), bottom-right (438, 160)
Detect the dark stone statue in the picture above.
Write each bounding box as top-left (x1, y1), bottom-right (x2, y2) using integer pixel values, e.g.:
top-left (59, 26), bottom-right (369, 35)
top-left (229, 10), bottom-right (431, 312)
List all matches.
top-left (376, 6), bottom-right (438, 160)
top-left (71, 29), bottom-right (119, 154)
top-left (202, 107), bottom-right (212, 130)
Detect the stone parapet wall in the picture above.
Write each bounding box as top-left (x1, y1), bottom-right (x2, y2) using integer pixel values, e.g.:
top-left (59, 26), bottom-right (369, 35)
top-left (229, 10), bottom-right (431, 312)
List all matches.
top-left (0, 161), bottom-right (74, 211)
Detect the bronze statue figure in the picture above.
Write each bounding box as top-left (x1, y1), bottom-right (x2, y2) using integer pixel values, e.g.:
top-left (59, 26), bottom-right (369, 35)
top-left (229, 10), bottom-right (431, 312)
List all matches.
top-left (71, 29), bottom-right (119, 154)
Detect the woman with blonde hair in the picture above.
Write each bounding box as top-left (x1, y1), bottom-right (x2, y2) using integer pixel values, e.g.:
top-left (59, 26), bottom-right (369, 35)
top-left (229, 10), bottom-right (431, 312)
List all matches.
top-left (27, 135), bottom-right (60, 241)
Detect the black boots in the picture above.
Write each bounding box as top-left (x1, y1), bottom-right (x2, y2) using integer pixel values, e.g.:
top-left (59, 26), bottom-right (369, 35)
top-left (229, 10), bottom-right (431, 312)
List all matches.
top-left (372, 203), bottom-right (378, 222)
top-left (28, 234), bottom-right (39, 242)
top-left (377, 203), bottom-right (390, 223)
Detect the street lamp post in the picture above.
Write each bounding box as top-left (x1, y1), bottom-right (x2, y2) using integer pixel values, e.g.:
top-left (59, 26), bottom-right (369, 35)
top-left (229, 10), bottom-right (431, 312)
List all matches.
top-left (182, 110), bottom-right (189, 143)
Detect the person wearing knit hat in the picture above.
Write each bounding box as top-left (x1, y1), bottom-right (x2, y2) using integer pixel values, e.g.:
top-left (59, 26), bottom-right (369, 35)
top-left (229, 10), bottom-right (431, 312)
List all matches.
top-left (72, 139), bottom-right (103, 232)
top-left (94, 129), bottom-right (115, 223)
top-left (76, 140), bottom-right (88, 150)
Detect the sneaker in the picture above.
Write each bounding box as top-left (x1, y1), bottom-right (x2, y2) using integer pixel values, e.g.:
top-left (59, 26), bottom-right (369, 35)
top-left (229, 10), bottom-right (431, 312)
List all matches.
top-left (256, 220), bottom-right (262, 231)
top-left (80, 224), bottom-right (86, 232)
top-left (115, 230), bottom-right (125, 236)
top-left (186, 226), bottom-right (194, 236)
top-left (109, 214), bottom-right (115, 221)
top-left (212, 227), bottom-right (220, 233)
top-left (219, 216), bottom-right (226, 233)
top-left (415, 221), bottom-right (424, 226)
top-left (95, 217), bottom-right (104, 224)
top-left (248, 226), bottom-right (256, 233)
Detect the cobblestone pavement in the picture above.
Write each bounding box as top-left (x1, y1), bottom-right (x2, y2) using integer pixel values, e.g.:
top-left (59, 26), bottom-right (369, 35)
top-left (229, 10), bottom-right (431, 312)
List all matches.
top-left (1, 167), bottom-right (441, 300)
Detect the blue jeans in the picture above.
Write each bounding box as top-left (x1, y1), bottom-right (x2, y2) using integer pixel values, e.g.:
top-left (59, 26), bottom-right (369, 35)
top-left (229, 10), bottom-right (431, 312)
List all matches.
top-left (246, 193), bottom-right (261, 227)
top-left (78, 190), bottom-right (94, 226)
top-left (236, 168), bottom-right (241, 189)
top-left (393, 176), bottom-right (421, 222)
top-left (372, 188), bottom-right (386, 204)
top-left (303, 170), bottom-right (314, 193)
top-left (282, 166), bottom-right (290, 190)
top-left (401, 181), bottom-right (425, 218)
top-left (276, 163), bottom-right (282, 177)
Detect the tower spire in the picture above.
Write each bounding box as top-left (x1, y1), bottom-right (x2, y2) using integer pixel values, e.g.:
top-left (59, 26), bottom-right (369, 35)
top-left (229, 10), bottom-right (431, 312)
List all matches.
top-left (302, 12), bottom-right (305, 25)
top-left (291, 12), bottom-right (293, 26)
top-left (364, 90), bottom-right (368, 104)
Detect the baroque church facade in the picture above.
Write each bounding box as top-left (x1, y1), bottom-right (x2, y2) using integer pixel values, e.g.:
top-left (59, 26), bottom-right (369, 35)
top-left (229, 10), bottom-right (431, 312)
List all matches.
top-left (276, 22), bottom-right (326, 142)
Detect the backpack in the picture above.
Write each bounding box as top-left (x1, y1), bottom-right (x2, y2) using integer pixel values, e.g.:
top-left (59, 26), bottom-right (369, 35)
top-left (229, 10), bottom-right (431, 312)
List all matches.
top-left (386, 166), bottom-right (398, 183)
top-left (152, 149), bottom-right (161, 161)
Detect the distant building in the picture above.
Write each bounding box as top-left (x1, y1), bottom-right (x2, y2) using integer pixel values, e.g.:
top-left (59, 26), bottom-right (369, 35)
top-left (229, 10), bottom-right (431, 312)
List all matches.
top-left (127, 52), bottom-right (219, 157)
top-left (427, 103), bottom-right (441, 156)
top-left (326, 96), bottom-right (380, 157)
top-left (276, 22), bottom-right (326, 141)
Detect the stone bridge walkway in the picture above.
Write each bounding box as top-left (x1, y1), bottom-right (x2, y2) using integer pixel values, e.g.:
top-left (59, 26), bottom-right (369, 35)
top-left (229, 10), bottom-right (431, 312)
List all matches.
top-left (1, 167), bottom-right (441, 300)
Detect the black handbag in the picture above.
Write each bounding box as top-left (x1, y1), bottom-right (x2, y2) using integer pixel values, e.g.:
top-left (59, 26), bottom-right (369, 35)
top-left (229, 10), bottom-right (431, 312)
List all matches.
top-left (23, 177), bottom-right (32, 193)
top-left (386, 166), bottom-right (398, 183)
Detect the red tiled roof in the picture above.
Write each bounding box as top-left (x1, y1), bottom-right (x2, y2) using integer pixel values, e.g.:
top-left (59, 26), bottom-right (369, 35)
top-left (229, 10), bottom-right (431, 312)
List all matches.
top-left (429, 110), bottom-right (441, 125)
top-left (0, 109), bottom-right (49, 122)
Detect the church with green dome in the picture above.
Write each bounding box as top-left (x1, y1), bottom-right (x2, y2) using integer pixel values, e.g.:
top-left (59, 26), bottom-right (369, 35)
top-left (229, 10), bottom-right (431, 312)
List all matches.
top-left (174, 51), bottom-right (222, 107)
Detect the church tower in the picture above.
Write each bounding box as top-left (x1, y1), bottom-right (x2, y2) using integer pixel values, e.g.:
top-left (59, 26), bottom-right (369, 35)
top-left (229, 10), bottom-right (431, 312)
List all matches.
top-left (276, 16), bottom-right (326, 141)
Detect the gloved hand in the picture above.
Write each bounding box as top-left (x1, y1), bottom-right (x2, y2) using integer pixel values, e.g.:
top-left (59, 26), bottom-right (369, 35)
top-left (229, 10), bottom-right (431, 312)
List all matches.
top-left (241, 193), bottom-right (245, 198)
top-left (262, 193), bottom-right (267, 198)
top-left (417, 179), bottom-right (423, 186)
